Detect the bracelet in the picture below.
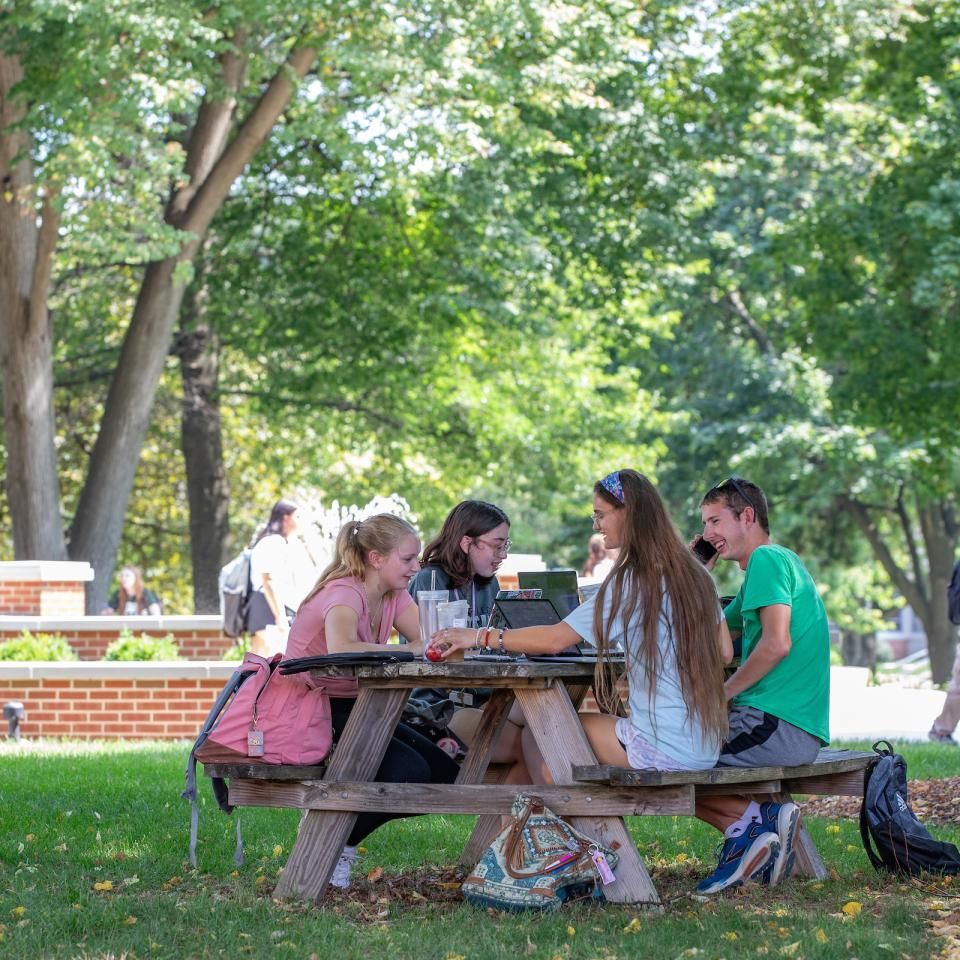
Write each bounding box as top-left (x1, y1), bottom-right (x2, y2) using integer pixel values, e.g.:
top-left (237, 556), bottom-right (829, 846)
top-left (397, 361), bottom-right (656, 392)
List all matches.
top-left (497, 628), bottom-right (506, 655)
top-left (482, 627), bottom-right (492, 649)
top-left (474, 627), bottom-right (483, 648)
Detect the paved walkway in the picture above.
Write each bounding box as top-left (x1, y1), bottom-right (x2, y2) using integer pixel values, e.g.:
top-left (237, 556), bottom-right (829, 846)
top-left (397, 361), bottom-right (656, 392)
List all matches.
top-left (830, 666), bottom-right (944, 742)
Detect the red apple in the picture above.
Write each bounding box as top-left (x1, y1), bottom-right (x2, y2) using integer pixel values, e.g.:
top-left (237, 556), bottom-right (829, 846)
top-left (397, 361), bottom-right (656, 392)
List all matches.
top-left (425, 645), bottom-right (443, 662)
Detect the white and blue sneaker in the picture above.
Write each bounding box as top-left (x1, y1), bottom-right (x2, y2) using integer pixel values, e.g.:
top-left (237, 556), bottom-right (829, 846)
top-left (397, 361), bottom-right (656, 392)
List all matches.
top-left (758, 800), bottom-right (801, 887)
top-left (696, 821), bottom-right (780, 895)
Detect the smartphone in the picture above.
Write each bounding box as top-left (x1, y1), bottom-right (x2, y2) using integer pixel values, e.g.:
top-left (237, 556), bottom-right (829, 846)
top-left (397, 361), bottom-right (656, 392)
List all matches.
top-left (693, 537), bottom-right (717, 564)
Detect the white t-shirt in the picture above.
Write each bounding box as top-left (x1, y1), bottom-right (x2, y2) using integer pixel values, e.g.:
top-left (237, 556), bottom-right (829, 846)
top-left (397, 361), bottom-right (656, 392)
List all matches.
top-left (564, 589), bottom-right (720, 770)
top-left (249, 534), bottom-right (315, 612)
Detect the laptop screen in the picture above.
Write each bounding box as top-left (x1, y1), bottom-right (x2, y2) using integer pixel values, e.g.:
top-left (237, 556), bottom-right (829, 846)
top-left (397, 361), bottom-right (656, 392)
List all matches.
top-left (517, 569), bottom-right (581, 617)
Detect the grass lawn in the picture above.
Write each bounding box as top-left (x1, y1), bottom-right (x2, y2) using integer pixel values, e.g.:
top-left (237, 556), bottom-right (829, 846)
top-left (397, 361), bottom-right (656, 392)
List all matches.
top-left (2, 738), bottom-right (959, 959)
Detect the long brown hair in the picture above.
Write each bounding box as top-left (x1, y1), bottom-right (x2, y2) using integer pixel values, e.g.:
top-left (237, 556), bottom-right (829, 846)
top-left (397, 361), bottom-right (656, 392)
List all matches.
top-left (299, 514), bottom-right (419, 608)
top-left (420, 500), bottom-right (510, 589)
top-left (591, 470), bottom-right (728, 746)
top-left (116, 565), bottom-right (147, 614)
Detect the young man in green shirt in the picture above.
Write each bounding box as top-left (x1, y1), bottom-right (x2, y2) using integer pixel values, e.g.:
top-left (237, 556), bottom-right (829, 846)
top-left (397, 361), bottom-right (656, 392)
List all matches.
top-left (694, 477), bottom-right (830, 895)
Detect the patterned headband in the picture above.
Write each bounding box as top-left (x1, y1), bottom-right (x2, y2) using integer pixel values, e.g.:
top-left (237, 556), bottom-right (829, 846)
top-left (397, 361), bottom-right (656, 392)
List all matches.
top-left (598, 471), bottom-right (625, 504)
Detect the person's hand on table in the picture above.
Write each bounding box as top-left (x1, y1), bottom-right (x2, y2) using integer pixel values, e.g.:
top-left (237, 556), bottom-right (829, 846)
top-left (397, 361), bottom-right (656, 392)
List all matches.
top-left (428, 626), bottom-right (477, 661)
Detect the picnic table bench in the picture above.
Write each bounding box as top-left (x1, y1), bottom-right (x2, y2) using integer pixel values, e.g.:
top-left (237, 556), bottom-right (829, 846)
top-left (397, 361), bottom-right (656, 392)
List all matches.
top-left (201, 658), bottom-right (872, 904)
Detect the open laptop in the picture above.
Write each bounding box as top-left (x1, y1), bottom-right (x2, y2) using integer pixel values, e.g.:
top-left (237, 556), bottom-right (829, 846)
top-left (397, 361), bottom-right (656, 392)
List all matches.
top-left (490, 595), bottom-right (596, 659)
top-left (518, 569), bottom-right (581, 617)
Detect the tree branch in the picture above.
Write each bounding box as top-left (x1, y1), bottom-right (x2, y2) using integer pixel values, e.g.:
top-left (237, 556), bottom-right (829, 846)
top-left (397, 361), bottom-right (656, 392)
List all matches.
top-left (895, 483), bottom-right (925, 601)
top-left (722, 289), bottom-right (773, 356)
top-left (179, 43), bottom-right (319, 240)
top-left (839, 494), bottom-right (926, 613)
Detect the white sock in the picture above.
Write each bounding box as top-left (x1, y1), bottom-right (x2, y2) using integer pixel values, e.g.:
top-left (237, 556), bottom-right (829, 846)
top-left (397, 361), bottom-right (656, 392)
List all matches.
top-left (724, 801), bottom-right (762, 838)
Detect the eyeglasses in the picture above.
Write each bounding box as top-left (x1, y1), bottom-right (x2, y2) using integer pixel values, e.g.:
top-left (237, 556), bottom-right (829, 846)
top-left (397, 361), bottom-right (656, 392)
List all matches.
top-left (474, 537), bottom-right (512, 557)
top-left (710, 475), bottom-right (755, 512)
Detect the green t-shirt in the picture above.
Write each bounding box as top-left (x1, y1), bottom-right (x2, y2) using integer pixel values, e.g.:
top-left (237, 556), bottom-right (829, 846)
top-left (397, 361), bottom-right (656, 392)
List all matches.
top-left (724, 544), bottom-right (830, 744)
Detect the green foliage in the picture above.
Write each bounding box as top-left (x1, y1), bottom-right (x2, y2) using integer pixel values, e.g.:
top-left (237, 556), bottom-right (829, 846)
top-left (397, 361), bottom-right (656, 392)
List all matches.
top-left (103, 630), bottom-right (181, 661)
top-left (0, 632), bottom-right (78, 661)
top-left (221, 634), bottom-right (251, 662)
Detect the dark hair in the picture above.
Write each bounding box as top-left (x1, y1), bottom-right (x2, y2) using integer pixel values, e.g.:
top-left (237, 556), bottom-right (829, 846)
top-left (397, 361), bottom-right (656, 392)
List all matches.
top-left (420, 500), bottom-right (510, 589)
top-left (700, 477), bottom-right (770, 533)
top-left (591, 469), bottom-right (728, 747)
top-left (255, 498), bottom-right (299, 544)
top-left (581, 533), bottom-right (607, 577)
top-left (301, 514), bottom-right (419, 607)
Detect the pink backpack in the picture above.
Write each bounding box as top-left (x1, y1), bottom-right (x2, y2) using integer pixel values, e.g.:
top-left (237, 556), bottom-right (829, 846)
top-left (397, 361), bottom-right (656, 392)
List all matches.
top-left (184, 651), bottom-right (332, 866)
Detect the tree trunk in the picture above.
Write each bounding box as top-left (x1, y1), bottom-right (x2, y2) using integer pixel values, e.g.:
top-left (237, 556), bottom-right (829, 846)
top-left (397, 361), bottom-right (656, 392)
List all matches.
top-left (67, 42), bottom-right (318, 611)
top-left (842, 493), bottom-right (958, 683)
top-left (175, 280), bottom-right (229, 613)
top-left (0, 52), bottom-right (67, 561)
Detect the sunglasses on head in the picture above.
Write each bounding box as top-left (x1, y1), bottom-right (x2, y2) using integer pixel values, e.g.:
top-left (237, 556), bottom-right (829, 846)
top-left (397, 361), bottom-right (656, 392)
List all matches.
top-left (711, 475), bottom-right (755, 512)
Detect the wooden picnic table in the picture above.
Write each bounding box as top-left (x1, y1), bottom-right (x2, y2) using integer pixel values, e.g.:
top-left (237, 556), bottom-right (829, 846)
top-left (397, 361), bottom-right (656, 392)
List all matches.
top-left (209, 656), bottom-right (872, 905)
top-left (222, 656), bottom-right (663, 904)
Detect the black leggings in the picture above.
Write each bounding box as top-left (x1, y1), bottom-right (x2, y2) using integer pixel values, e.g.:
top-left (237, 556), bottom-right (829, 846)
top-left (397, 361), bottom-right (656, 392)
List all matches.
top-left (330, 697), bottom-right (460, 846)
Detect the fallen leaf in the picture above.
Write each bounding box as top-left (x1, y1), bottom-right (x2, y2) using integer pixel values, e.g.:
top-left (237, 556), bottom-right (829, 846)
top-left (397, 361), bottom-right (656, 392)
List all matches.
top-left (10, 907), bottom-right (25, 918)
top-left (842, 901), bottom-right (862, 917)
top-left (815, 928), bottom-right (828, 944)
top-left (623, 917), bottom-right (642, 933)
top-left (124, 916), bottom-right (138, 925)
top-left (367, 866), bottom-right (384, 883)
top-left (93, 881), bottom-right (113, 892)
top-left (567, 925), bottom-right (576, 937)
top-left (273, 845), bottom-right (284, 858)
top-left (722, 932), bottom-right (738, 941)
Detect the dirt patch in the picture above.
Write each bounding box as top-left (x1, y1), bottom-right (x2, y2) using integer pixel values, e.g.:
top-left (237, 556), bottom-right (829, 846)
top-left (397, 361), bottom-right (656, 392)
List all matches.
top-left (802, 776), bottom-right (960, 825)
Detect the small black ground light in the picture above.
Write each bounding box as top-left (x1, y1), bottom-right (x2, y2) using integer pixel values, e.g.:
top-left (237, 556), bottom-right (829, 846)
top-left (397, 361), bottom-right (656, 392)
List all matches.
top-left (3, 701), bottom-right (25, 741)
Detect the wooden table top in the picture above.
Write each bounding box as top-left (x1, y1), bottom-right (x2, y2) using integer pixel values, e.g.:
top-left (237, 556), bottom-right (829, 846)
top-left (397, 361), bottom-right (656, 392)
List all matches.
top-left (306, 655), bottom-right (607, 687)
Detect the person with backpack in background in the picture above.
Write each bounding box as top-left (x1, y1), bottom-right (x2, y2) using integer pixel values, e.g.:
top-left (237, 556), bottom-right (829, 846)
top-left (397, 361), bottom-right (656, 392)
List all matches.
top-left (927, 557), bottom-right (960, 744)
top-left (284, 513), bottom-right (460, 889)
top-left (246, 499), bottom-right (316, 656)
top-left (693, 477), bottom-right (831, 894)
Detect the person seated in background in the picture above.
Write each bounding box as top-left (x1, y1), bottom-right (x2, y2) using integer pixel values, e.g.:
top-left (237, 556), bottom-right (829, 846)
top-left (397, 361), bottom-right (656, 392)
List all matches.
top-left (101, 565), bottom-right (162, 616)
top-left (581, 532), bottom-right (618, 581)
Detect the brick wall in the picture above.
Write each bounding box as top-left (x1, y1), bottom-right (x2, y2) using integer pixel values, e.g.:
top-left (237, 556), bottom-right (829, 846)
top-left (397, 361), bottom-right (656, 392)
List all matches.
top-left (0, 664), bottom-right (235, 740)
top-left (0, 616), bottom-right (233, 660)
top-left (0, 561), bottom-right (91, 616)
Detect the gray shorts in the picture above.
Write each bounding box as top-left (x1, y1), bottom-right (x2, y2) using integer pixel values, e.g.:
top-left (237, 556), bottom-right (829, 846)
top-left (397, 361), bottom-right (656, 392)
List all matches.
top-left (717, 705), bottom-right (820, 768)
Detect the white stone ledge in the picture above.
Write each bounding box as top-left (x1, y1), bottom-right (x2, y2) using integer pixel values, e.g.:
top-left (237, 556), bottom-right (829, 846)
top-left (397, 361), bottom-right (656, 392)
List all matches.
top-left (0, 561), bottom-right (94, 582)
top-left (0, 614), bottom-right (223, 633)
top-left (0, 660), bottom-right (239, 680)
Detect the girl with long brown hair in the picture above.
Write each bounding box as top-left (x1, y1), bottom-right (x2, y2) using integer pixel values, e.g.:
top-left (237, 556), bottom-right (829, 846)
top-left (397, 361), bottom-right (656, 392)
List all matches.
top-left (434, 469), bottom-right (731, 776)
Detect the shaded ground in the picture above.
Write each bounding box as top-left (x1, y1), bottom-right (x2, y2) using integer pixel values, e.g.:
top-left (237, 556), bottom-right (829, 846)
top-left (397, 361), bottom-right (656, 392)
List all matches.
top-left (803, 776), bottom-right (960, 825)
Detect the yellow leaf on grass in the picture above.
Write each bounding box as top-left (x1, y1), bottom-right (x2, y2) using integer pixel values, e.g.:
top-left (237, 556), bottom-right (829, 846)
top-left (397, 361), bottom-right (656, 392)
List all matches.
top-left (255, 875), bottom-right (266, 885)
top-left (779, 942), bottom-right (800, 956)
top-left (825, 825), bottom-right (840, 835)
top-left (93, 881), bottom-right (113, 892)
top-left (124, 916), bottom-right (137, 925)
top-left (815, 928), bottom-right (828, 944)
top-left (10, 907), bottom-right (25, 918)
top-left (845, 844), bottom-right (859, 853)
top-left (55, 843), bottom-right (68, 852)
top-left (841, 901), bottom-right (862, 916)
top-left (367, 866), bottom-right (384, 882)
top-left (356, 846), bottom-right (368, 854)
top-left (567, 925), bottom-right (576, 936)
top-left (722, 932), bottom-right (738, 941)
top-left (438, 881), bottom-right (462, 890)
top-left (25, 834), bottom-right (35, 842)
top-left (623, 918), bottom-right (642, 933)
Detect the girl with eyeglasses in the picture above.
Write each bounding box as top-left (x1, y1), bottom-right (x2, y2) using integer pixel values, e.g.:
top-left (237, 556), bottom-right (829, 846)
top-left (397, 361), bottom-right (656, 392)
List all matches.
top-left (405, 500), bottom-right (526, 768)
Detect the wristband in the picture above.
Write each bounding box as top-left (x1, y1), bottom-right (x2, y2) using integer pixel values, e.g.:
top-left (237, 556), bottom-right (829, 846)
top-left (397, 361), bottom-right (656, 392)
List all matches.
top-left (482, 627), bottom-right (492, 649)
top-left (474, 627), bottom-right (483, 648)
top-left (497, 628), bottom-right (506, 655)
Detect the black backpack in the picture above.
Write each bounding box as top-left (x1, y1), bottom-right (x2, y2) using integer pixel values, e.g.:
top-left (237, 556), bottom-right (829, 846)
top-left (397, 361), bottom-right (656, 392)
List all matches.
top-left (859, 740), bottom-right (960, 876)
top-left (948, 559), bottom-right (960, 626)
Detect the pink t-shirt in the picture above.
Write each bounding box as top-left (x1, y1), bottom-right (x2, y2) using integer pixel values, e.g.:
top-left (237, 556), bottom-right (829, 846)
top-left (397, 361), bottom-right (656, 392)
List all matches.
top-left (284, 577), bottom-right (413, 697)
